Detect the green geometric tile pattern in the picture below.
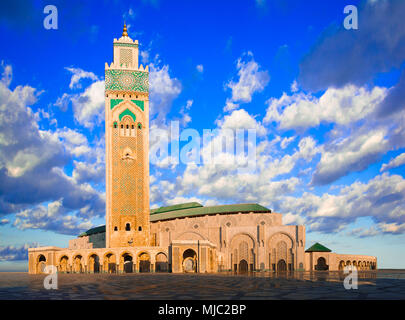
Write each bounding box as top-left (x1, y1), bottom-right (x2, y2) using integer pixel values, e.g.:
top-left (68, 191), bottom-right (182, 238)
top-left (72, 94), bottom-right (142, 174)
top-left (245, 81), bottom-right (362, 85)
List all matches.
top-left (110, 99), bottom-right (123, 109)
top-left (131, 100), bottom-right (144, 111)
top-left (119, 108), bottom-right (136, 121)
top-left (105, 69), bottom-right (149, 93)
top-left (113, 43), bottom-right (139, 48)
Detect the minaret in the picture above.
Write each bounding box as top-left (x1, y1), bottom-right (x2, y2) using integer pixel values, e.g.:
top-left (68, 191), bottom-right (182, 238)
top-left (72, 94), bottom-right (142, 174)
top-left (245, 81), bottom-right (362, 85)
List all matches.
top-left (105, 24), bottom-right (150, 248)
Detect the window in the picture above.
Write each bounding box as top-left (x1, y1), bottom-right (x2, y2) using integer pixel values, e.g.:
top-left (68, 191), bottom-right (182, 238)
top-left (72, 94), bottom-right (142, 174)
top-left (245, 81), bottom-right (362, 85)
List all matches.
top-left (138, 226), bottom-right (142, 231)
top-left (131, 125), bottom-right (134, 129)
top-left (121, 124), bottom-right (124, 129)
top-left (125, 223), bottom-right (131, 231)
top-left (114, 226), bottom-right (118, 231)
top-left (113, 123), bottom-right (117, 128)
top-left (137, 123), bottom-right (142, 129)
top-left (126, 125), bottom-right (129, 129)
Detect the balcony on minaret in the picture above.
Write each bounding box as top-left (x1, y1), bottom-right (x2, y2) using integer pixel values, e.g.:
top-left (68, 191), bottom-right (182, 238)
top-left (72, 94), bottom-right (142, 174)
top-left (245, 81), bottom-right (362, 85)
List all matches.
top-left (105, 23), bottom-right (148, 73)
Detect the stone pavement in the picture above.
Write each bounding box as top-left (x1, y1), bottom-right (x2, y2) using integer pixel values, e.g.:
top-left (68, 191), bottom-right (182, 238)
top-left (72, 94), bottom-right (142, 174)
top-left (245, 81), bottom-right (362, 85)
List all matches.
top-left (0, 271), bottom-right (404, 300)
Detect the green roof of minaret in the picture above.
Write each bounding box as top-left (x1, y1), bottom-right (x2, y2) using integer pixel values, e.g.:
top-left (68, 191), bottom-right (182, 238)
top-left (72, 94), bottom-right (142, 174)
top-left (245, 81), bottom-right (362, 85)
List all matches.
top-left (305, 242), bottom-right (332, 252)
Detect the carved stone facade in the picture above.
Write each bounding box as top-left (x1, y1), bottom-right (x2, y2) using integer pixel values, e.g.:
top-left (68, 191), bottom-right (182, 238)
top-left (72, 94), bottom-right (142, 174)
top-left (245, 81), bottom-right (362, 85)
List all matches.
top-left (104, 25), bottom-right (150, 248)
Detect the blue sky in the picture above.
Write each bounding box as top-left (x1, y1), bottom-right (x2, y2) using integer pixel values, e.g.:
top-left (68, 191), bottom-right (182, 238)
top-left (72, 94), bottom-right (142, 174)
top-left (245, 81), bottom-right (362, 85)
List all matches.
top-left (1, 0), bottom-right (405, 271)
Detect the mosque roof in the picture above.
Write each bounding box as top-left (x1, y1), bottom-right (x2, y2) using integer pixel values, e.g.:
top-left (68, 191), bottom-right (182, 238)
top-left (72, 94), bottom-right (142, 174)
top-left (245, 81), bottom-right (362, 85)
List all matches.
top-left (305, 242), bottom-right (332, 252)
top-left (79, 202), bottom-right (272, 237)
top-left (79, 225), bottom-right (106, 237)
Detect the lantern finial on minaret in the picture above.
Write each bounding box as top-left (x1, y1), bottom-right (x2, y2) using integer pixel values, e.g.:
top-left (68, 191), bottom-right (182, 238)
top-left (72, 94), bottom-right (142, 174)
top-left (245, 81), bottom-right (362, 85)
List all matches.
top-left (122, 22), bottom-right (128, 37)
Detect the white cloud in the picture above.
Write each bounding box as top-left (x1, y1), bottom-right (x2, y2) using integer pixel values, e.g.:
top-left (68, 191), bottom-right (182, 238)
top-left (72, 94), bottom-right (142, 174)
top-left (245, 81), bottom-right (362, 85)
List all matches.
top-left (280, 136), bottom-right (295, 149)
top-left (70, 80), bottom-right (105, 128)
top-left (380, 152), bottom-right (405, 172)
top-left (217, 108), bottom-right (267, 136)
top-left (1, 62), bottom-right (12, 87)
top-left (279, 173), bottom-right (405, 234)
top-left (0, 243), bottom-right (40, 261)
top-left (0, 63), bottom-right (105, 233)
top-left (196, 64), bottom-right (203, 73)
top-left (65, 67), bottom-right (99, 89)
top-left (312, 129), bottom-right (390, 185)
top-left (290, 80), bottom-right (298, 93)
top-left (13, 199), bottom-right (93, 235)
top-left (149, 63), bottom-right (182, 124)
top-left (224, 52), bottom-right (269, 111)
top-left (264, 85), bottom-right (387, 129)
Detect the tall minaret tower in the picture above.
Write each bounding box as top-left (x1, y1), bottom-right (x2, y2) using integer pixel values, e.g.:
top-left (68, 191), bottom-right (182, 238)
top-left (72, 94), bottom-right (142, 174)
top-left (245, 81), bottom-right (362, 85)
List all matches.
top-left (105, 24), bottom-right (150, 248)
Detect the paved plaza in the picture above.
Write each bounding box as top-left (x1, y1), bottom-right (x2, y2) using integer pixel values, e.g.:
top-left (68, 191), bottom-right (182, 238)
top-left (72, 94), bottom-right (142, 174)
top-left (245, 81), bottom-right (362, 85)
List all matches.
top-left (0, 271), bottom-right (404, 300)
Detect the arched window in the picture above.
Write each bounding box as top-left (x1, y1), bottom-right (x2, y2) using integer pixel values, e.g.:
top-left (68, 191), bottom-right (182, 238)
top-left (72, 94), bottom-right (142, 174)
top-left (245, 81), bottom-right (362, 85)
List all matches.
top-left (114, 226), bottom-right (118, 231)
top-left (137, 123), bottom-right (142, 129)
top-left (138, 226), bottom-right (142, 231)
top-left (125, 223), bottom-right (131, 231)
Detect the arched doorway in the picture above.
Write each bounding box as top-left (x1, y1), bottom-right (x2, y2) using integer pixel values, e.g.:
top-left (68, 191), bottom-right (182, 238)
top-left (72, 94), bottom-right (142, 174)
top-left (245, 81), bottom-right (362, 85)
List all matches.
top-left (138, 252), bottom-right (150, 273)
top-left (277, 259), bottom-right (287, 272)
top-left (59, 256), bottom-right (69, 273)
top-left (37, 255), bottom-right (46, 274)
top-left (183, 249), bottom-right (197, 273)
top-left (155, 252), bottom-right (168, 272)
top-left (315, 257), bottom-right (329, 271)
top-left (238, 259), bottom-right (248, 273)
top-left (88, 254), bottom-right (100, 273)
top-left (104, 253), bottom-right (116, 273)
top-left (123, 253), bottom-right (133, 273)
top-left (73, 255), bottom-right (83, 273)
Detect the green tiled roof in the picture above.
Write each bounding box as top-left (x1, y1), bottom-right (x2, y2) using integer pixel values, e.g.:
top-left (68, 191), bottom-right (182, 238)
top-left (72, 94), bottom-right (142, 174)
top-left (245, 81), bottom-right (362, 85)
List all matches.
top-left (150, 203), bottom-right (271, 222)
top-left (79, 203), bottom-right (271, 237)
top-left (305, 242), bottom-right (332, 252)
top-left (150, 202), bottom-right (203, 214)
top-left (79, 225), bottom-right (106, 237)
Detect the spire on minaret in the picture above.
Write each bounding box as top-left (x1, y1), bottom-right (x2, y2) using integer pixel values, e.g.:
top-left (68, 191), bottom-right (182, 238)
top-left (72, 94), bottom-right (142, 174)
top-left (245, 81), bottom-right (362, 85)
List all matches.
top-left (122, 22), bottom-right (128, 37)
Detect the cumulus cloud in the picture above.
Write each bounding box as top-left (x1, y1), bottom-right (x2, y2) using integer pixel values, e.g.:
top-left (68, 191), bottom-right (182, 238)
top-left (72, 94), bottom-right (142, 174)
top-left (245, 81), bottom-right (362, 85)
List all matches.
top-left (65, 67), bottom-right (99, 89)
top-left (70, 80), bottom-right (105, 128)
top-left (224, 52), bottom-right (269, 112)
top-left (216, 108), bottom-right (267, 136)
top-left (0, 243), bottom-right (39, 261)
top-left (264, 85), bottom-right (387, 129)
top-left (0, 63), bottom-right (104, 234)
top-left (380, 153), bottom-right (405, 172)
top-left (312, 129), bottom-right (390, 185)
top-left (13, 199), bottom-right (93, 235)
top-left (149, 63), bottom-right (182, 124)
top-left (1, 61), bottom-right (12, 87)
top-left (150, 109), bottom-right (318, 208)
top-left (196, 64), bottom-right (203, 73)
top-left (279, 173), bottom-right (405, 234)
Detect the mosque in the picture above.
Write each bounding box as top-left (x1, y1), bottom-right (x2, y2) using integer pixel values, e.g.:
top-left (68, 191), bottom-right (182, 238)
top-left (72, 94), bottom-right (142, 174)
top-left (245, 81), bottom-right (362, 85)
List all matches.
top-left (28, 26), bottom-right (377, 275)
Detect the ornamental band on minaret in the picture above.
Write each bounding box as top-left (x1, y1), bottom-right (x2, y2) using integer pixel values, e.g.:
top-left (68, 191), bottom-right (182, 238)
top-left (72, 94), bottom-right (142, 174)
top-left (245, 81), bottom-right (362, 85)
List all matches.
top-left (105, 24), bottom-right (150, 248)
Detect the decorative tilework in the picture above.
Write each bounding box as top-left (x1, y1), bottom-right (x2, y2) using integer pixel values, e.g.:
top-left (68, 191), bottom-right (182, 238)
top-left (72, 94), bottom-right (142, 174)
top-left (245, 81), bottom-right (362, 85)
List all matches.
top-left (119, 108), bottom-right (136, 121)
top-left (131, 100), bottom-right (144, 111)
top-left (113, 43), bottom-right (139, 48)
top-left (105, 69), bottom-right (148, 93)
top-left (110, 99), bottom-right (123, 109)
